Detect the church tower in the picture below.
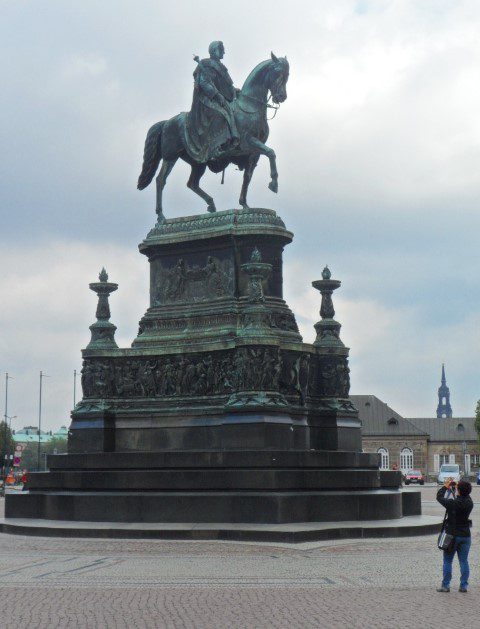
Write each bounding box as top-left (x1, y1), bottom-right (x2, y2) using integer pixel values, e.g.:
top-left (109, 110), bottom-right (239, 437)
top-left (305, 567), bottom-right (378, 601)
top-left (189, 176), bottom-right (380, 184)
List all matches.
top-left (436, 364), bottom-right (452, 418)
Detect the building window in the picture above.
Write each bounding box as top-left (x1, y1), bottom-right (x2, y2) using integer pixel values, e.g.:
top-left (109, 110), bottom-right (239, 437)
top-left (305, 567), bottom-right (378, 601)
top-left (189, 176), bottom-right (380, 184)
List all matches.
top-left (471, 454), bottom-right (480, 467)
top-left (377, 448), bottom-right (389, 470)
top-left (400, 447), bottom-right (414, 473)
top-left (439, 454), bottom-right (449, 466)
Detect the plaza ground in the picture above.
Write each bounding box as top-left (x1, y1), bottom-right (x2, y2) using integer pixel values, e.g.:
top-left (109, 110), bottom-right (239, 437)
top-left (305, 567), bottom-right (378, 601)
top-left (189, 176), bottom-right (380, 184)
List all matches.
top-left (0, 486), bottom-right (478, 628)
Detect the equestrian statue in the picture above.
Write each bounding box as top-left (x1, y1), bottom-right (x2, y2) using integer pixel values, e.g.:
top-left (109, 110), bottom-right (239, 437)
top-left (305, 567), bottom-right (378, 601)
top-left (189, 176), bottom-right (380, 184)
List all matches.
top-left (137, 41), bottom-right (289, 221)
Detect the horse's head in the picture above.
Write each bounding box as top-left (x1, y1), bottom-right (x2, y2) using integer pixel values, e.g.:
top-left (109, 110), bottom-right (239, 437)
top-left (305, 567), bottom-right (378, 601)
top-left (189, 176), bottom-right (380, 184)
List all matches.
top-left (267, 52), bottom-right (289, 104)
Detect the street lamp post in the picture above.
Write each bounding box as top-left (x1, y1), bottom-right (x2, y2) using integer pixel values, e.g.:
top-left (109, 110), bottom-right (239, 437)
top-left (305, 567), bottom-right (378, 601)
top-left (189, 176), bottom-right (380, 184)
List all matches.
top-left (6, 415), bottom-right (17, 431)
top-left (3, 373), bottom-right (13, 479)
top-left (5, 415), bottom-right (17, 473)
top-left (462, 440), bottom-right (467, 478)
top-left (37, 371), bottom-right (49, 471)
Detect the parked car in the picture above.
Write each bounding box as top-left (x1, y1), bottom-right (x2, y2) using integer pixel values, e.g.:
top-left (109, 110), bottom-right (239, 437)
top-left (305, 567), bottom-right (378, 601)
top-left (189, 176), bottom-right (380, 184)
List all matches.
top-left (404, 470), bottom-right (425, 485)
top-left (437, 463), bottom-right (462, 485)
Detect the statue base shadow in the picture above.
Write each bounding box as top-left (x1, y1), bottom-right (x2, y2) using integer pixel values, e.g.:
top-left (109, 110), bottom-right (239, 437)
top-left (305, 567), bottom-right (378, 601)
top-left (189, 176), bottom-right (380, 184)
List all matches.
top-left (6, 208), bottom-right (426, 538)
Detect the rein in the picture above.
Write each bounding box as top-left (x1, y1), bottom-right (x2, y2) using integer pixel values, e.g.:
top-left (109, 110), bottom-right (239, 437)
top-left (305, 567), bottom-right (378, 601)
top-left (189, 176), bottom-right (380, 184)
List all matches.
top-left (237, 93), bottom-right (281, 119)
top-left (267, 101), bottom-right (280, 120)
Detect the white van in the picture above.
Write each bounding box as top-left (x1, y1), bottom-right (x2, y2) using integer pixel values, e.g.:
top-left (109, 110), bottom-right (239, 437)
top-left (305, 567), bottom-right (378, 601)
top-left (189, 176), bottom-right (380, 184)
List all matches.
top-left (437, 463), bottom-right (461, 485)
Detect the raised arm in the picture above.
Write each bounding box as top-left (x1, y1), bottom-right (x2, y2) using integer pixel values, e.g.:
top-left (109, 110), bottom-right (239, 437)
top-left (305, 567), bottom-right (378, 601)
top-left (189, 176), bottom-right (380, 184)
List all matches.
top-left (436, 485), bottom-right (455, 512)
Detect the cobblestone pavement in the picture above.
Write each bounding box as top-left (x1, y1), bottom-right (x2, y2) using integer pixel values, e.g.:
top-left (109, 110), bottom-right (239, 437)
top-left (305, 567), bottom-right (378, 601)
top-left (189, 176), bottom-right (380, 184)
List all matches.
top-left (0, 489), bottom-right (478, 628)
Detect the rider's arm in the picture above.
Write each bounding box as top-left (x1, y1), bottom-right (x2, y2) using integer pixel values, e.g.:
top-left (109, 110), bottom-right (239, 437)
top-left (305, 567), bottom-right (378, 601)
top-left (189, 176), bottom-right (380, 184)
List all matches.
top-left (197, 69), bottom-right (219, 101)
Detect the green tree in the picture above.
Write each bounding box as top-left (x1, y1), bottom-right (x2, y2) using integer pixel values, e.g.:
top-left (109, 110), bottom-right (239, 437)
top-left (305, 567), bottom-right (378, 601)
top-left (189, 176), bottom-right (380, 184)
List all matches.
top-left (19, 438), bottom-right (67, 471)
top-left (475, 400), bottom-right (480, 442)
top-left (19, 442), bottom-right (38, 471)
top-left (0, 420), bottom-right (15, 465)
top-left (44, 437), bottom-right (68, 455)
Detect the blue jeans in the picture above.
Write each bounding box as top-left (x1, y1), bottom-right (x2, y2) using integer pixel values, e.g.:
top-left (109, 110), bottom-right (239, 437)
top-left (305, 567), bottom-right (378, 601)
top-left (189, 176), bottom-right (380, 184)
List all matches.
top-left (442, 536), bottom-right (471, 589)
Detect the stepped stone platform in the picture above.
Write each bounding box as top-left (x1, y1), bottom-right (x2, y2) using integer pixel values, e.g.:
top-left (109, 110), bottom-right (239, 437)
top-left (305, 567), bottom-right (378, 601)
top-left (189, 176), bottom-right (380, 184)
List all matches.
top-left (5, 208), bottom-right (424, 537)
top-left (7, 450), bottom-right (417, 524)
top-left (0, 515), bottom-right (441, 543)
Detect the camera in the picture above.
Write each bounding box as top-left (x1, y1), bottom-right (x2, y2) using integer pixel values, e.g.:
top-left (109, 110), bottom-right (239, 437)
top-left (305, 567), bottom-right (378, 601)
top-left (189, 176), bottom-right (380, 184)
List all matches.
top-left (449, 481), bottom-right (456, 489)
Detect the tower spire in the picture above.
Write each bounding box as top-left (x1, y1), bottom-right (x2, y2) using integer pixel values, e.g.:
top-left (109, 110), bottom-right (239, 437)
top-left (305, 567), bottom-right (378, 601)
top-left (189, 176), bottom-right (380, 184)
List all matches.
top-left (436, 363), bottom-right (452, 418)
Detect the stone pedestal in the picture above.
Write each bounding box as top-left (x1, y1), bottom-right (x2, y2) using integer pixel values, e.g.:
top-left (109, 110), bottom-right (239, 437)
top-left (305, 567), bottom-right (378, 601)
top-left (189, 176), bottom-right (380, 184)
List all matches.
top-left (5, 208), bottom-right (419, 529)
top-left (68, 208), bottom-right (358, 455)
top-left (134, 207), bottom-right (300, 349)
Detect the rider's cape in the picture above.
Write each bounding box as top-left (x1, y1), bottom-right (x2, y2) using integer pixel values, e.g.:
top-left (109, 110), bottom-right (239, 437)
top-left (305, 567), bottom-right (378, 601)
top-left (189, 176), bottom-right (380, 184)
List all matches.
top-left (185, 58), bottom-right (238, 164)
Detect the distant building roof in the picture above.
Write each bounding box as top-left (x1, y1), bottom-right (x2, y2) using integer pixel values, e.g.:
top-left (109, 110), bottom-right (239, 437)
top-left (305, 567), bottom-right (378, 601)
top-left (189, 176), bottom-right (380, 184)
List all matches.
top-left (13, 433), bottom-right (52, 443)
top-left (12, 425), bottom-right (69, 444)
top-left (407, 417), bottom-right (477, 442)
top-left (351, 395), bottom-right (429, 437)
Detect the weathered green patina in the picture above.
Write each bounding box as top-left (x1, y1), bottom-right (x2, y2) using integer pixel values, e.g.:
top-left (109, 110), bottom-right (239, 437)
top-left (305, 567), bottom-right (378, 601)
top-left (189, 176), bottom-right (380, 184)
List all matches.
top-left (188, 41), bottom-right (239, 163)
top-left (312, 266), bottom-right (344, 348)
top-left (87, 268), bottom-right (118, 350)
top-left (70, 209), bottom-right (356, 454)
top-left (4, 42), bottom-right (418, 529)
top-left (137, 43), bottom-right (289, 221)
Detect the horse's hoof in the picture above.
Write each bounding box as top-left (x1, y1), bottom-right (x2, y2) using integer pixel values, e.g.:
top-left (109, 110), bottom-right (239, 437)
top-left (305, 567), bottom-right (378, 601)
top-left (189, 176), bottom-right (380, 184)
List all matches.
top-left (239, 201), bottom-right (250, 209)
top-left (207, 204), bottom-right (216, 213)
top-left (268, 181), bottom-right (278, 193)
top-left (156, 212), bottom-right (166, 224)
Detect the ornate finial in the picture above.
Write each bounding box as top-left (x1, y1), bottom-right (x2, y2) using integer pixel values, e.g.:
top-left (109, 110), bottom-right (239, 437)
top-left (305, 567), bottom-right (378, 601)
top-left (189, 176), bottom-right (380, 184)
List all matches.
top-left (87, 271), bottom-right (119, 349)
top-left (251, 247), bottom-right (262, 263)
top-left (240, 247), bottom-right (272, 308)
top-left (311, 270), bottom-right (343, 347)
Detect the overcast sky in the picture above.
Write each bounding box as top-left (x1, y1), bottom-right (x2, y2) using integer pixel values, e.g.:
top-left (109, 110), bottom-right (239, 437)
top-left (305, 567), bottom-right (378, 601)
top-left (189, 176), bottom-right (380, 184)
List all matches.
top-left (1, 0), bottom-right (480, 431)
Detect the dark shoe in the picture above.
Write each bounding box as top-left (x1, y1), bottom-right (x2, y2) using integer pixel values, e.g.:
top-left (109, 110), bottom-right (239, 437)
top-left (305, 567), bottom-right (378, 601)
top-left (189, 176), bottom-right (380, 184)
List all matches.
top-left (459, 587), bottom-right (468, 593)
top-left (436, 586), bottom-right (450, 592)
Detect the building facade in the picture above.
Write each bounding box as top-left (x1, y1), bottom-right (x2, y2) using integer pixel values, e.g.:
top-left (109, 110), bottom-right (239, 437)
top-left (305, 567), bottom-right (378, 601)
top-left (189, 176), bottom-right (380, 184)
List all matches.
top-left (352, 395), bottom-right (429, 474)
top-left (352, 395), bottom-right (479, 480)
top-left (406, 417), bottom-right (478, 478)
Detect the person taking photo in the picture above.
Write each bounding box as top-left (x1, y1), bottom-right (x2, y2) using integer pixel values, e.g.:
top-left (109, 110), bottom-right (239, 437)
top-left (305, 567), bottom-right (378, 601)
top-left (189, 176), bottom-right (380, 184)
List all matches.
top-left (436, 479), bottom-right (473, 593)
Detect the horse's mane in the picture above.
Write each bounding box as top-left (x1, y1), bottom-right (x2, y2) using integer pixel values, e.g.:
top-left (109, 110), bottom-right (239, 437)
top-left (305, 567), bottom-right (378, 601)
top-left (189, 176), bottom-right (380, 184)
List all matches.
top-left (241, 59), bottom-right (272, 91)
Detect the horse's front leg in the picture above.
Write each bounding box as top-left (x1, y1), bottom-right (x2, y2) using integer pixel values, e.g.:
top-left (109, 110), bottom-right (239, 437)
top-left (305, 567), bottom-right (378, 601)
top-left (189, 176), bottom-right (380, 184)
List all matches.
top-left (245, 136), bottom-right (278, 193)
top-left (239, 155), bottom-right (259, 208)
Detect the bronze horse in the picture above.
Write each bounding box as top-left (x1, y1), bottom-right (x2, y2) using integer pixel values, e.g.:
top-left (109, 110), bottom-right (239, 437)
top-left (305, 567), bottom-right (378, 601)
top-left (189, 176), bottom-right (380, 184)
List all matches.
top-left (137, 53), bottom-right (289, 221)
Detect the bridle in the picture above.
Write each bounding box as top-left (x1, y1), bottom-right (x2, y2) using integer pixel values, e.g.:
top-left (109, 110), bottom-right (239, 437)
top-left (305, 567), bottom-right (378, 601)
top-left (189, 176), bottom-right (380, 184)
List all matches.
top-left (237, 93), bottom-right (281, 120)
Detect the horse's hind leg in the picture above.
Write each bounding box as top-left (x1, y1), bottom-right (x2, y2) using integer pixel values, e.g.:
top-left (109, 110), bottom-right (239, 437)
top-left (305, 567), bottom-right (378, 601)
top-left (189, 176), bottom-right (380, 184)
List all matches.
top-left (187, 163), bottom-right (216, 213)
top-left (155, 158), bottom-right (177, 222)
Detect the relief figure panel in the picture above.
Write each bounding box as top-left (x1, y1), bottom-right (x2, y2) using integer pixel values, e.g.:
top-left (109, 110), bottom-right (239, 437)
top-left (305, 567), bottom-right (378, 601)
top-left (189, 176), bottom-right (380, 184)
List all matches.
top-left (151, 256), bottom-right (234, 306)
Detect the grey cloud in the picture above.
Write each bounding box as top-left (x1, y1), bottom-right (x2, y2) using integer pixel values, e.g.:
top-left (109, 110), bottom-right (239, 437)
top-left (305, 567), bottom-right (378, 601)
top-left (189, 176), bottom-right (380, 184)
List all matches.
top-left (1, 0), bottom-right (480, 426)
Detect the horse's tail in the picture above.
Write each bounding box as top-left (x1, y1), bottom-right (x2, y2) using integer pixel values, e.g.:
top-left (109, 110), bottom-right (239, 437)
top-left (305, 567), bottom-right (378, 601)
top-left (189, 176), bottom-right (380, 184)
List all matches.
top-left (137, 121), bottom-right (165, 190)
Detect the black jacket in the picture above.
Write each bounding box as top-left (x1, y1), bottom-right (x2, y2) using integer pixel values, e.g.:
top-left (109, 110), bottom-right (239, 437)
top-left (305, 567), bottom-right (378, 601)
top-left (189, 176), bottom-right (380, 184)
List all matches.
top-left (436, 486), bottom-right (473, 537)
